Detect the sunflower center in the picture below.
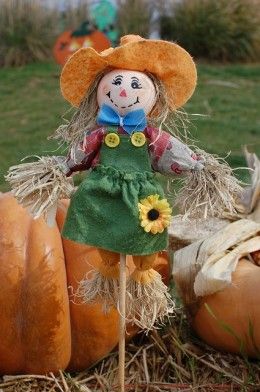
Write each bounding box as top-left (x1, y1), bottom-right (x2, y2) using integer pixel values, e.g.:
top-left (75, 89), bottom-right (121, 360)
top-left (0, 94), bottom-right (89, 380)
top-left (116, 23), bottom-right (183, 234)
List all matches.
top-left (147, 208), bottom-right (160, 221)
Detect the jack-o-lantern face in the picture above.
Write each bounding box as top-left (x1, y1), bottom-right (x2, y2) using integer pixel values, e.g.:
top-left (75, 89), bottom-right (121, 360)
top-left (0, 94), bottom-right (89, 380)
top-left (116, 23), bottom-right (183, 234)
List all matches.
top-left (53, 29), bottom-right (111, 66)
top-left (97, 69), bottom-right (157, 116)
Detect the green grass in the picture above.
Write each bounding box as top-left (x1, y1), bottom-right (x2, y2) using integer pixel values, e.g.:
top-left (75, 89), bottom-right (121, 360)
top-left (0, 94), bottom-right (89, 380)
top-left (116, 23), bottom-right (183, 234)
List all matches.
top-left (188, 63), bottom-right (260, 166)
top-left (0, 61), bottom-right (259, 191)
top-left (0, 62), bottom-right (69, 191)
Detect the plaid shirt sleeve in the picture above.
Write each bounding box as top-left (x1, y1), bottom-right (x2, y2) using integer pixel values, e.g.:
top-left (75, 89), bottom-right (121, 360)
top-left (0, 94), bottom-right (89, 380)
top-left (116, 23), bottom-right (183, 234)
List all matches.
top-left (65, 127), bottom-right (105, 176)
top-left (145, 127), bottom-right (204, 175)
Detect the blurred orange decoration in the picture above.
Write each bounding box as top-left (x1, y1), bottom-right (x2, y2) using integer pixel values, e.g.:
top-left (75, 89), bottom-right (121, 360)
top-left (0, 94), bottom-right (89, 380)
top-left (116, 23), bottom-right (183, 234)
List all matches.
top-left (53, 22), bottom-right (111, 66)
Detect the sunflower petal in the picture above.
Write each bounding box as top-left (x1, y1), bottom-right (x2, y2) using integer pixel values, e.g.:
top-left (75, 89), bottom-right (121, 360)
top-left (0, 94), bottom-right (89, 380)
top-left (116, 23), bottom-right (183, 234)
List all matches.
top-left (138, 194), bottom-right (172, 235)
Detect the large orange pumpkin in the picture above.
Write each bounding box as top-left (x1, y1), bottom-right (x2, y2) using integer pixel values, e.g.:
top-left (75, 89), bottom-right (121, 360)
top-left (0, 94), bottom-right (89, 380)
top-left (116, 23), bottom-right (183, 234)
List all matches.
top-left (0, 193), bottom-right (169, 374)
top-left (192, 258), bottom-right (260, 357)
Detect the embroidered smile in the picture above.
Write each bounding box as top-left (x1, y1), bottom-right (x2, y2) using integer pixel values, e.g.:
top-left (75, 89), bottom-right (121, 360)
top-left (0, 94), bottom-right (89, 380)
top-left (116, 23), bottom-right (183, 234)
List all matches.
top-left (106, 91), bottom-right (139, 109)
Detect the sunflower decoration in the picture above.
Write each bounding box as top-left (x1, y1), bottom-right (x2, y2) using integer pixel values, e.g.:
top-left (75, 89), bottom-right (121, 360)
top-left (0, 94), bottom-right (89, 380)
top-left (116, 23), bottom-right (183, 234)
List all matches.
top-left (138, 194), bottom-right (172, 234)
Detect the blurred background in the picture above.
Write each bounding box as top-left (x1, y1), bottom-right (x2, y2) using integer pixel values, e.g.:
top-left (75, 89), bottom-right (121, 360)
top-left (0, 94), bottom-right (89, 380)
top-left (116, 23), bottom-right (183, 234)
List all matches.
top-left (0, 0), bottom-right (259, 190)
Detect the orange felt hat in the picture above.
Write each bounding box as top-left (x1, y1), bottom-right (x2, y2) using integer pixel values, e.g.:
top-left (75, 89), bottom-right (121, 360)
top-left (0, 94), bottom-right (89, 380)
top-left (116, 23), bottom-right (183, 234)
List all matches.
top-left (60, 34), bottom-right (197, 109)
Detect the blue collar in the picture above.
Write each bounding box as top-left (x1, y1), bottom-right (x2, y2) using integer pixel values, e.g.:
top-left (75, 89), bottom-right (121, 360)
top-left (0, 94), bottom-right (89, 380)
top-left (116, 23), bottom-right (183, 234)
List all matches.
top-left (97, 104), bottom-right (147, 135)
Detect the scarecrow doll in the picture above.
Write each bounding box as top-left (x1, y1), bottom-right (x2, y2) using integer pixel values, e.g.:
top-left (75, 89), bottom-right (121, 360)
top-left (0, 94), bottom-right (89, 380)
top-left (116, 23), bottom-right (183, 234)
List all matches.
top-left (6, 35), bottom-right (241, 330)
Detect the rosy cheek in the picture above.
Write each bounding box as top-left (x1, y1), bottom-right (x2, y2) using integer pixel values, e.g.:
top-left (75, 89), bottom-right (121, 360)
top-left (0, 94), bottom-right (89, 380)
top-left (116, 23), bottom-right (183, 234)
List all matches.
top-left (138, 90), bottom-right (148, 99)
top-left (102, 84), bottom-right (109, 94)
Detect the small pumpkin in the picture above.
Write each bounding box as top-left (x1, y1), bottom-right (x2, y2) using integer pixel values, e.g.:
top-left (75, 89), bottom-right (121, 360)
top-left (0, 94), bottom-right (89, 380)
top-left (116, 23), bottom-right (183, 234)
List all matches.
top-left (0, 193), bottom-right (169, 374)
top-left (193, 258), bottom-right (260, 357)
top-left (171, 149), bottom-right (260, 357)
top-left (172, 217), bottom-right (260, 358)
top-left (53, 22), bottom-right (111, 66)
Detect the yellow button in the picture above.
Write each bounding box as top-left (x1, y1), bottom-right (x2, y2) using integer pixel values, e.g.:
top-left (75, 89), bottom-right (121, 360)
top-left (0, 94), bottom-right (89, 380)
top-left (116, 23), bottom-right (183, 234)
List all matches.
top-left (131, 132), bottom-right (146, 147)
top-left (104, 133), bottom-right (120, 148)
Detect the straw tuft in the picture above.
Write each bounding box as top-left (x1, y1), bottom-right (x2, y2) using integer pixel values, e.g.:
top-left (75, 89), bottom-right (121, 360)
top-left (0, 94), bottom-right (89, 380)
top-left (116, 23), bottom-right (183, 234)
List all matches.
top-left (175, 148), bottom-right (243, 219)
top-left (74, 269), bottom-right (119, 313)
top-left (126, 270), bottom-right (175, 331)
top-left (5, 155), bottom-right (74, 225)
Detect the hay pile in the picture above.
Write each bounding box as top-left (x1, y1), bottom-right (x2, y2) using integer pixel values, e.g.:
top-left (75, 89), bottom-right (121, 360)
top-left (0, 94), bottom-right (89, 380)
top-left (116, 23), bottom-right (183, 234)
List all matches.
top-left (1, 310), bottom-right (259, 392)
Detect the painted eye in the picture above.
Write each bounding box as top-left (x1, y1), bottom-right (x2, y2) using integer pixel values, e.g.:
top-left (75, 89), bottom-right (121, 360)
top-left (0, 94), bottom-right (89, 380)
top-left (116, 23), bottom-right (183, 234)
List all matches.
top-left (112, 79), bottom-right (122, 86)
top-left (131, 81), bottom-right (141, 89)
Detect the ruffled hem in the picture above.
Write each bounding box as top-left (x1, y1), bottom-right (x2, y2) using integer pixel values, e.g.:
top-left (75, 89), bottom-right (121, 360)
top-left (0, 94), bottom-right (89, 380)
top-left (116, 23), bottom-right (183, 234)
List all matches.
top-left (94, 164), bottom-right (155, 183)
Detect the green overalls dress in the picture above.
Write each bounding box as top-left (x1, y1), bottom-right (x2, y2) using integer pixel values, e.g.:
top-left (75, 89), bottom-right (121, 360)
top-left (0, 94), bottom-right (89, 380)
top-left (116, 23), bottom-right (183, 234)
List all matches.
top-left (62, 131), bottom-right (168, 255)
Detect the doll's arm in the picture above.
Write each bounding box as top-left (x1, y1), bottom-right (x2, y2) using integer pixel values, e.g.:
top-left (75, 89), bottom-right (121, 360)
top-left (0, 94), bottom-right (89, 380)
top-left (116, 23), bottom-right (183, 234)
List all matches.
top-left (6, 127), bottom-right (105, 225)
top-left (146, 127), bottom-right (242, 219)
top-left (63, 127), bottom-right (105, 176)
top-left (146, 127), bottom-right (204, 175)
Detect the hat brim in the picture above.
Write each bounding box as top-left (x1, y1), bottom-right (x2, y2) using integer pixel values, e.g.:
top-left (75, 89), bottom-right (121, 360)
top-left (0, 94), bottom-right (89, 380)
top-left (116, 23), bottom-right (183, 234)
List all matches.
top-left (61, 39), bottom-right (197, 109)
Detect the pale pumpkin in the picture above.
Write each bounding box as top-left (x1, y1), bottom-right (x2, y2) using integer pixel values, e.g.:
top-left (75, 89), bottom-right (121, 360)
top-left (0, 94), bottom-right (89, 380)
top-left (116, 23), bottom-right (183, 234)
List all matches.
top-left (193, 258), bottom-right (260, 357)
top-left (0, 193), bottom-right (169, 374)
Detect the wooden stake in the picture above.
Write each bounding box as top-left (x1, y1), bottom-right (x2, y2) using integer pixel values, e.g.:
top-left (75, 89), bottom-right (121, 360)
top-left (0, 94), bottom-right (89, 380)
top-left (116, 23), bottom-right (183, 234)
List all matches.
top-left (119, 253), bottom-right (126, 392)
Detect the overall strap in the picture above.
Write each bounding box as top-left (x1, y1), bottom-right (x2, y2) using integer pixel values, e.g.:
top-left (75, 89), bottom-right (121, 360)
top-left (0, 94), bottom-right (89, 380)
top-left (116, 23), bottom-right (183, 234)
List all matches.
top-left (100, 128), bottom-right (152, 173)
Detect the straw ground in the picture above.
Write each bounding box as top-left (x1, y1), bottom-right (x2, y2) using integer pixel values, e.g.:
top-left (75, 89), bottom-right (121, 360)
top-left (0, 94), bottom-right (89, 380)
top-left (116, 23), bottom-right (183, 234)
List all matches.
top-left (0, 309), bottom-right (260, 391)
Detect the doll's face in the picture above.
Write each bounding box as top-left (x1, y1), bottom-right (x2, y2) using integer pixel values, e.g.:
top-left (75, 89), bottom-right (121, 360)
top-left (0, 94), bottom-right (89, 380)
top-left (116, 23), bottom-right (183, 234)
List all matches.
top-left (97, 69), bottom-right (156, 116)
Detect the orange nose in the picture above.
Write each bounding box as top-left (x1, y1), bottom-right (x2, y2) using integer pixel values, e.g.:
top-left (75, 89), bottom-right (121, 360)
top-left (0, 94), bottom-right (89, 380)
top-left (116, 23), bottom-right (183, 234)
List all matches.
top-left (120, 89), bottom-right (127, 97)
